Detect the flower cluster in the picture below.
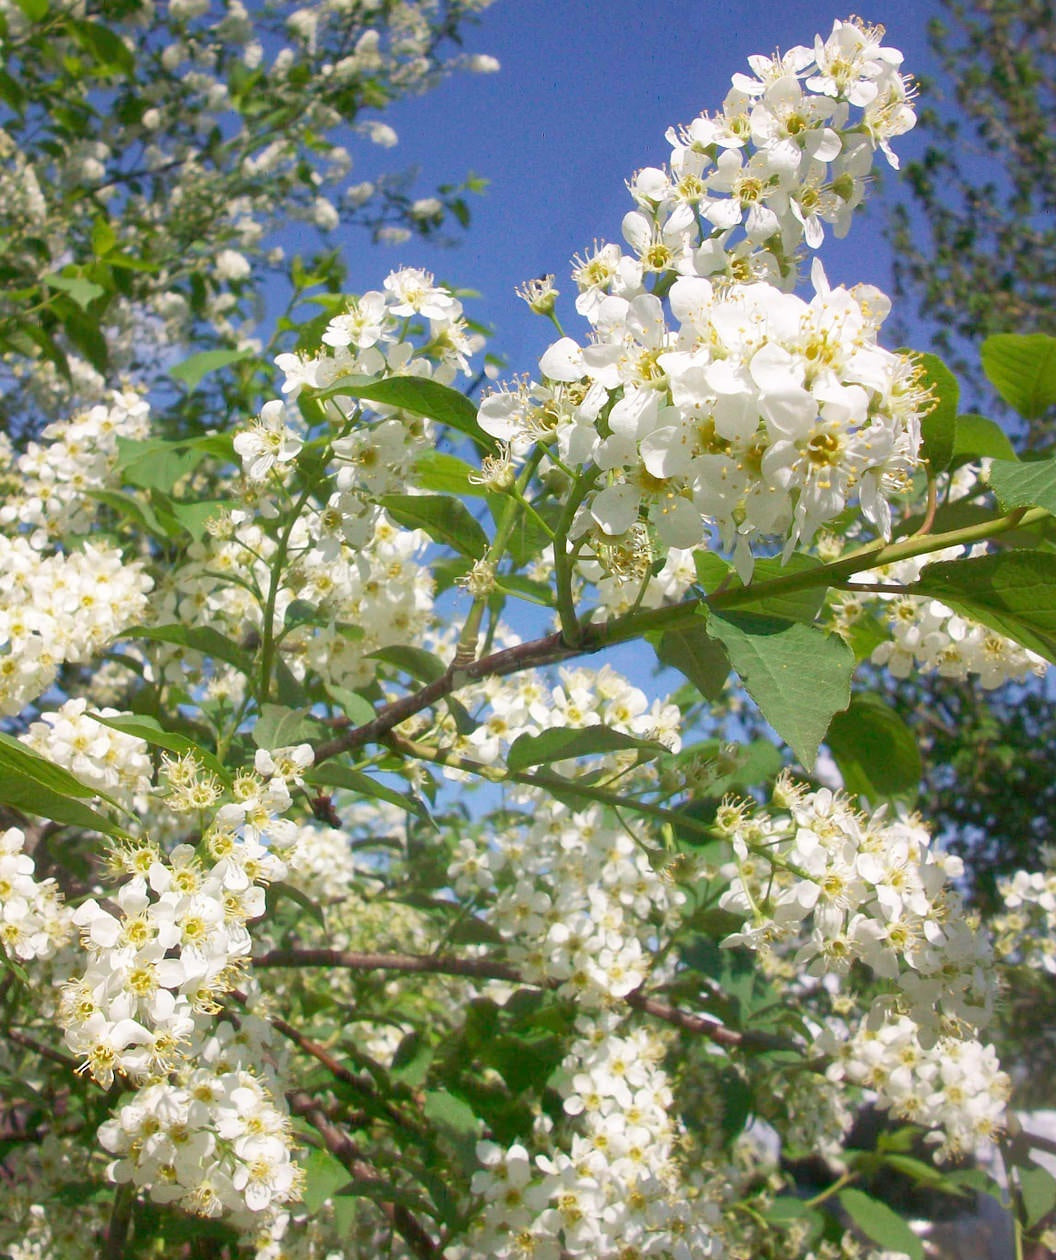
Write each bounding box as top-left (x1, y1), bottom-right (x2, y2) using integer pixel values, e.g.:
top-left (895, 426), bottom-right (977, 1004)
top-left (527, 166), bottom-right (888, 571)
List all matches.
top-left (718, 777), bottom-right (995, 1032)
top-left (0, 826), bottom-right (75, 964)
top-left (835, 546), bottom-right (1049, 688)
top-left (0, 533), bottom-right (153, 717)
top-left (817, 1015), bottom-right (1010, 1160)
top-left (98, 1021), bottom-right (303, 1231)
top-left (61, 750), bottom-right (297, 1023)
top-left (0, 390), bottom-right (151, 543)
top-left (450, 796), bottom-right (684, 1006)
top-left (448, 659), bottom-right (681, 768)
top-left (993, 861), bottom-right (1056, 974)
top-left (454, 1016), bottom-right (722, 1259)
top-left (0, 1), bottom-right (497, 424)
top-left (479, 19), bottom-right (924, 583)
top-left (716, 777), bottom-right (1005, 1152)
top-left (21, 698), bottom-right (155, 814)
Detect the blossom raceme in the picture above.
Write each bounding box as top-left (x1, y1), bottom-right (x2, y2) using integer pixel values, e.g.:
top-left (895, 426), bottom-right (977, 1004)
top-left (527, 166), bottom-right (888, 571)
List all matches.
top-left (479, 17), bottom-right (925, 583)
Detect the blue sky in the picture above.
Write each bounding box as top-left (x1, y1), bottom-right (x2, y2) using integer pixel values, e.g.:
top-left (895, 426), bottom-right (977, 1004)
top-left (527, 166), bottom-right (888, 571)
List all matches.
top-left (339, 1), bottom-right (944, 376)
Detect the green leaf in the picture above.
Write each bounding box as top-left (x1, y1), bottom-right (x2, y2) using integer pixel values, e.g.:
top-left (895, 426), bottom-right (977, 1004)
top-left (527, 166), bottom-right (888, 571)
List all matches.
top-left (0, 69), bottom-right (26, 112)
top-left (0, 733), bottom-right (129, 838)
top-left (724, 555), bottom-right (829, 624)
top-left (841, 610), bottom-right (890, 663)
top-left (368, 645), bottom-right (447, 684)
top-left (123, 624), bottom-right (254, 676)
top-left (825, 694), bottom-right (921, 802)
top-left (951, 413), bottom-right (1016, 465)
top-left (86, 488), bottom-right (173, 540)
top-left (318, 374), bottom-right (496, 452)
top-left (838, 1188), bottom-right (923, 1260)
top-left (506, 726), bottom-right (665, 774)
top-left (982, 333), bottom-right (1056, 420)
top-left (655, 620), bottom-right (730, 702)
top-left (494, 573), bottom-right (553, 606)
top-left (909, 550), bottom-right (1056, 664)
top-left (1020, 1163), bottom-right (1056, 1229)
top-left (414, 451), bottom-right (488, 497)
top-left (14, 0), bottom-right (47, 20)
top-left (87, 712), bottom-right (228, 782)
top-left (252, 705), bottom-right (327, 749)
top-left (916, 351), bottom-right (958, 472)
top-left (304, 763), bottom-right (427, 819)
top-left (390, 1032), bottom-right (433, 1088)
top-left (0, 945), bottom-right (30, 986)
top-left (694, 551), bottom-right (733, 593)
top-left (69, 19), bottom-right (135, 74)
top-left (423, 1089), bottom-right (480, 1139)
top-left (379, 494), bottom-right (489, 559)
top-left (115, 437), bottom-right (207, 494)
top-left (988, 455), bottom-right (1056, 515)
top-left (763, 1196), bottom-right (824, 1244)
top-left (880, 1153), bottom-right (968, 1195)
top-left (322, 682), bottom-right (376, 726)
top-left (301, 1148), bottom-right (351, 1215)
top-left (169, 348), bottom-right (255, 390)
top-left (91, 218), bottom-right (116, 257)
top-left (705, 612), bottom-right (853, 770)
top-left (164, 498), bottom-right (232, 540)
top-left (268, 881), bottom-right (325, 929)
top-left (43, 272), bottom-right (105, 310)
top-left (61, 305), bottom-right (109, 373)
top-left (715, 556), bottom-right (831, 624)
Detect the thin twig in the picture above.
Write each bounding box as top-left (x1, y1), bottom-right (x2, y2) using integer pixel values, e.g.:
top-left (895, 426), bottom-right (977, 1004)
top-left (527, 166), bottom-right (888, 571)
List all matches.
top-left (288, 1092), bottom-right (438, 1260)
top-left (7, 1027), bottom-right (80, 1071)
top-left (252, 948), bottom-right (776, 1051)
top-left (310, 505), bottom-right (1049, 767)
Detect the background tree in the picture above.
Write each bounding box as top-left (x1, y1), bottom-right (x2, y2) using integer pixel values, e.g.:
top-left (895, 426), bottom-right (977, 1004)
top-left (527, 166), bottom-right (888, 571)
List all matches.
top-left (883, 0), bottom-right (1056, 1112)
top-left (0, 0), bottom-right (496, 440)
top-left (886, 0), bottom-right (1056, 445)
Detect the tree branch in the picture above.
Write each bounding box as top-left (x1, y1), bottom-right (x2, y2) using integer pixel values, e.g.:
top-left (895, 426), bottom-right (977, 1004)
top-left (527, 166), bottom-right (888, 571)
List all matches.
top-left (288, 1091), bottom-right (439, 1260)
top-left (252, 947), bottom-right (776, 1051)
top-left (310, 505), bottom-right (1049, 766)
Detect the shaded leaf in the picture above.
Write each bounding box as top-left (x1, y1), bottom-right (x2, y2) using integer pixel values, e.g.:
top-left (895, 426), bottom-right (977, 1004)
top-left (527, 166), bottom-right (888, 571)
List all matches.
top-left (909, 550), bottom-right (1056, 664)
top-left (826, 695), bottom-right (921, 802)
top-left (982, 333), bottom-right (1056, 420)
top-left (305, 763), bottom-right (426, 818)
top-left (423, 1089), bottom-right (480, 1139)
top-left (269, 881), bottom-right (325, 929)
top-left (170, 348), bottom-right (255, 390)
top-left (368, 644), bottom-right (447, 684)
top-left (655, 620), bottom-right (730, 702)
top-left (0, 733), bottom-right (129, 837)
top-left (69, 19), bottom-right (136, 73)
top-left (1020, 1163), bottom-right (1056, 1229)
top-left (319, 374), bottom-right (496, 452)
top-left (706, 612), bottom-right (853, 769)
top-left (506, 726), bottom-right (665, 773)
top-left (916, 351), bottom-right (958, 472)
top-left (988, 455), bottom-right (1056, 516)
top-left (380, 494), bottom-right (489, 559)
top-left (88, 712), bottom-right (228, 782)
top-left (838, 1188), bottom-right (923, 1260)
top-left (123, 624), bottom-right (254, 676)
